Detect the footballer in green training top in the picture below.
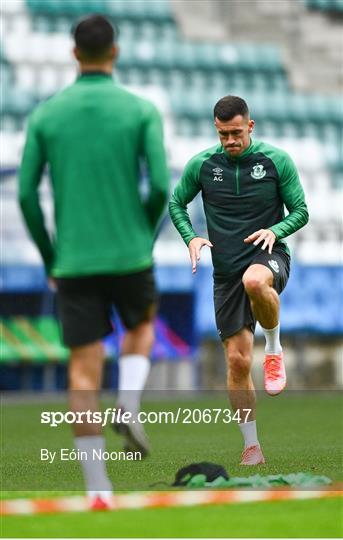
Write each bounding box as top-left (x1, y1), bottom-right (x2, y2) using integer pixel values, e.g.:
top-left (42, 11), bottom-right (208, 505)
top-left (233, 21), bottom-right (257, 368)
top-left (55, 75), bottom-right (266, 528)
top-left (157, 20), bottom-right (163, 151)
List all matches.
top-left (19, 15), bottom-right (169, 509)
top-left (169, 95), bottom-right (308, 466)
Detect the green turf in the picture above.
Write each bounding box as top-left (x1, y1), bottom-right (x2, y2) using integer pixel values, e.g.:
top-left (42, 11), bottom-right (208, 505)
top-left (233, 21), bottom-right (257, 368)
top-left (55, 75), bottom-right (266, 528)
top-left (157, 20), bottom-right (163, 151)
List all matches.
top-left (1, 392), bottom-right (342, 537)
top-left (1, 498), bottom-right (342, 538)
top-left (1, 392), bottom-right (342, 493)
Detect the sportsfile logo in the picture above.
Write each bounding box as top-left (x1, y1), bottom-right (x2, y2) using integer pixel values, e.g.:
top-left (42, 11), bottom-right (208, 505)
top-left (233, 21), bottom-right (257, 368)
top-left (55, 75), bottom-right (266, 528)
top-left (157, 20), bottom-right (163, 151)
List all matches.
top-left (40, 407), bottom-right (252, 427)
top-left (212, 167), bottom-right (223, 181)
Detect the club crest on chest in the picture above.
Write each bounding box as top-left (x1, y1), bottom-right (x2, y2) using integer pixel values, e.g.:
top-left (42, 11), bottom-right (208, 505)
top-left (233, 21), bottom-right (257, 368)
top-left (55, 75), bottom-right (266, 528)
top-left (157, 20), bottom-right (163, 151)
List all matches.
top-left (251, 163), bottom-right (266, 180)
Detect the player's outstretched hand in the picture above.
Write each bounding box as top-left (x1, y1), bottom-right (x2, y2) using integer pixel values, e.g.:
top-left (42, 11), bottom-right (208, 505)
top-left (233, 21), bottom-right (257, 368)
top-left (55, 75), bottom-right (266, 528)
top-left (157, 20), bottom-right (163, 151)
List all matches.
top-left (244, 229), bottom-right (276, 255)
top-left (188, 237), bottom-right (213, 274)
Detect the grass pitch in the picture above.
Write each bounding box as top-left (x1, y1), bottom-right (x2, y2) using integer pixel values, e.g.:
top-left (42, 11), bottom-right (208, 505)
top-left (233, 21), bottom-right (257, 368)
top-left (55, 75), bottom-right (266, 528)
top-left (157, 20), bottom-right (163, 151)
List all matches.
top-left (1, 391), bottom-right (342, 537)
top-left (1, 498), bottom-right (342, 538)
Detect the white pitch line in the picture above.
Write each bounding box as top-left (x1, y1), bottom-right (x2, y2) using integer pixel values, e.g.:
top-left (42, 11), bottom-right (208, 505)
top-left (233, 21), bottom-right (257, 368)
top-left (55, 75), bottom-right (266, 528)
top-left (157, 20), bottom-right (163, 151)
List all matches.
top-left (1, 489), bottom-right (342, 516)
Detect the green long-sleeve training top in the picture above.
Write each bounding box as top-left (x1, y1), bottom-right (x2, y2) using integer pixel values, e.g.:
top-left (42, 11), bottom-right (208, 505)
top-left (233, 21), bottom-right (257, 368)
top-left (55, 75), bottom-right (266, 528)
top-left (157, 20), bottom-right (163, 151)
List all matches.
top-left (19, 73), bottom-right (169, 276)
top-left (169, 139), bottom-right (309, 279)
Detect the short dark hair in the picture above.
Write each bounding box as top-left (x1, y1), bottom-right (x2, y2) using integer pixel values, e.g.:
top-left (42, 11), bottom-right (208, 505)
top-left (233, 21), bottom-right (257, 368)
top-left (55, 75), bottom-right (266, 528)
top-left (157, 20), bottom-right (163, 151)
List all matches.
top-left (72, 14), bottom-right (118, 60)
top-left (214, 96), bottom-right (249, 121)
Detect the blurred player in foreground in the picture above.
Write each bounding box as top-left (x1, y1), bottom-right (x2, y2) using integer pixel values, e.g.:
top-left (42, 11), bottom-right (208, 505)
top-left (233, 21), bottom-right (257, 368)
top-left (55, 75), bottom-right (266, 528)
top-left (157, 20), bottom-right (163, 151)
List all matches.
top-left (169, 96), bottom-right (308, 465)
top-left (19, 15), bottom-right (169, 507)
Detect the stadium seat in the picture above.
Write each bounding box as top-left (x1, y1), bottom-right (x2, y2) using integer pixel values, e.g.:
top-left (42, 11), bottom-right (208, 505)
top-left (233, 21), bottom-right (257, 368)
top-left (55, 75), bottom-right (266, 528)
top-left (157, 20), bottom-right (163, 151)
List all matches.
top-left (329, 160), bottom-right (343, 189)
top-left (287, 94), bottom-right (310, 123)
top-left (26, 0), bottom-right (173, 20)
top-left (0, 317), bottom-right (69, 363)
top-left (33, 317), bottom-right (69, 361)
top-left (2, 85), bottom-right (35, 116)
top-left (4, 318), bottom-right (45, 361)
top-left (305, 0), bottom-right (343, 13)
top-left (193, 42), bottom-right (219, 71)
top-left (1, 62), bottom-right (13, 88)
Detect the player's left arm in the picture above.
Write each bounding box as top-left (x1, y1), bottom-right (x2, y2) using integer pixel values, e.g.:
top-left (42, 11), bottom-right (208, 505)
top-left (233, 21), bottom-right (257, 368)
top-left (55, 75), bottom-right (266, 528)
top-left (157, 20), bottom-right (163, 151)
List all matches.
top-left (18, 114), bottom-right (54, 274)
top-left (141, 103), bottom-right (170, 232)
top-left (244, 151), bottom-right (309, 254)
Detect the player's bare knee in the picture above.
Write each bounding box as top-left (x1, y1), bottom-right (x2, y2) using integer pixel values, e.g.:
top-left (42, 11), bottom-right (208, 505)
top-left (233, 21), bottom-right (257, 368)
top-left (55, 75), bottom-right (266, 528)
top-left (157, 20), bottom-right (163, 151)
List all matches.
top-left (227, 351), bottom-right (251, 382)
top-left (69, 346), bottom-right (103, 391)
top-left (69, 368), bottom-right (98, 391)
top-left (243, 275), bottom-right (266, 298)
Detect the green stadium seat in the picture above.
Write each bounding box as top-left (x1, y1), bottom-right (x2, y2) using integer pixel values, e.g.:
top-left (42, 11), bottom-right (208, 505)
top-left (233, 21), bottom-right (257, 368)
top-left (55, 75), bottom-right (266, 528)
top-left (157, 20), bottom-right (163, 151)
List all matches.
top-left (31, 15), bottom-right (54, 32)
top-left (176, 118), bottom-right (194, 137)
top-left (0, 317), bottom-right (69, 363)
top-left (14, 0), bottom-right (341, 176)
top-left (280, 122), bottom-right (300, 139)
top-left (105, 0), bottom-right (127, 17)
top-left (138, 21), bottom-right (159, 42)
top-left (26, 0), bottom-right (40, 12)
top-left (235, 44), bottom-right (258, 71)
top-left (164, 68), bottom-right (186, 88)
top-left (152, 40), bottom-right (176, 69)
top-left (0, 321), bottom-right (20, 362)
top-left (0, 44), bottom-right (8, 62)
top-left (142, 68), bottom-right (171, 88)
top-left (3, 319), bottom-right (45, 361)
top-left (307, 95), bottom-right (330, 122)
top-left (328, 97), bottom-right (343, 122)
top-left (22, 0), bottom-right (173, 20)
top-left (305, 0), bottom-right (343, 11)
top-left (334, 0), bottom-right (343, 11)
top-left (1, 85), bottom-right (35, 116)
top-left (146, 0), bottom-right (173, 22)
top-left (42, 0), bottom-right (68, 15)
top-left (194, 43), bottom-right (218, 70)
top-left (272, 72), bottom-right (289, 92)
top-left (55, 17), bottom-right (73, 33)
top-left (32, 317), bottom-right (69, 361)
top-left (248, 93), bottom-right (268, 121)
top-left (1, 62), bottom-right (13, 88)
top-left (329, 159), bottom-right (343, 189)
top-left (27, 0), bottom-right (104, 16)
top-left (287, 94), bottom-right (310, 123)
top-left (174, 41), bottom-right (199, 70)
top-left (231, 73), bottom-right (250, 91)
top-left (256, 121), bottom-right (280, 139)
top-left (159, 21), bottom-right (179, 42)
top-left (259, 45), bottom-right (284, 72)
top-left (125, 67), bottom-right (147, 86)
top-left (1, 115), bottom-right (22, 131)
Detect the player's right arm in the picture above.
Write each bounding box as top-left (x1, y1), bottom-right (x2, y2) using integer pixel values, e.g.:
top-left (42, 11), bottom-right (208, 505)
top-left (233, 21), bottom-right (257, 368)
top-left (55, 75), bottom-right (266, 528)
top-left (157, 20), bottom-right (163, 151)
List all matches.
top-left (169, 157), bottom-right (212, 273)
top-left (18, 113), bottom-right (54, 274)
top-left (141, 103), bottom-right (170, 232)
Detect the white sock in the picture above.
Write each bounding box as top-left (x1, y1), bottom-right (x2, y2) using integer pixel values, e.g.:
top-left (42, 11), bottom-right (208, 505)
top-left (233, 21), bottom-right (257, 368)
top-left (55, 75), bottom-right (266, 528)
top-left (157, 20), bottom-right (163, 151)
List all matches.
top-left (75, 435), bottom-right (112, 494)
top-left (118, 354), bottom-right (150, 415)
top-left (88, 490), bottom-right (112, 502)
top-left (261, 323), bottom-right (282, 354)
top-left (239, 420), bottom-right (260, 449)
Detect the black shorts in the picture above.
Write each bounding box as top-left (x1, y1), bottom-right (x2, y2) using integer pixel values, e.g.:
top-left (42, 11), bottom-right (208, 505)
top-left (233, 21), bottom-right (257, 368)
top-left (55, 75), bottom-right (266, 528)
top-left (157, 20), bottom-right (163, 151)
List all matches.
top-left (56, 267), bottom-right (158, 347)
top-left (214, 247), bottom-right (290, 341)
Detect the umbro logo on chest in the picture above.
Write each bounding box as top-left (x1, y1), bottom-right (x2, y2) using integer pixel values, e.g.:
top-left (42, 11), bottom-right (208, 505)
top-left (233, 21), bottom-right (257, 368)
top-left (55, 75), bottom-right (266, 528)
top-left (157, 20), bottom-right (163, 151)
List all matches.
top-left (212, 167), bottom-right (223, 181)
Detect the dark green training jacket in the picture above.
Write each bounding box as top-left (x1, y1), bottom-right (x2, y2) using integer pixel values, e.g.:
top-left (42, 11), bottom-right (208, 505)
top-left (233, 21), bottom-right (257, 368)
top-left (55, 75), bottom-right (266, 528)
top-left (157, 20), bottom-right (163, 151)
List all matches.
top-left (169, 139), bottom-right (308, 279)
top-left (19, 73), bottom-right (169, 277)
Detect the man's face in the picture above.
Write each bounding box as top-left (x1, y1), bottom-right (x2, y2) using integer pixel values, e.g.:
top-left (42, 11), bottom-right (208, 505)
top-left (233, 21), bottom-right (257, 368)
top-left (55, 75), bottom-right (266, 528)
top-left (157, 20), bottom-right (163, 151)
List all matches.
top-left (214, 115), bottom-right (254, 157)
